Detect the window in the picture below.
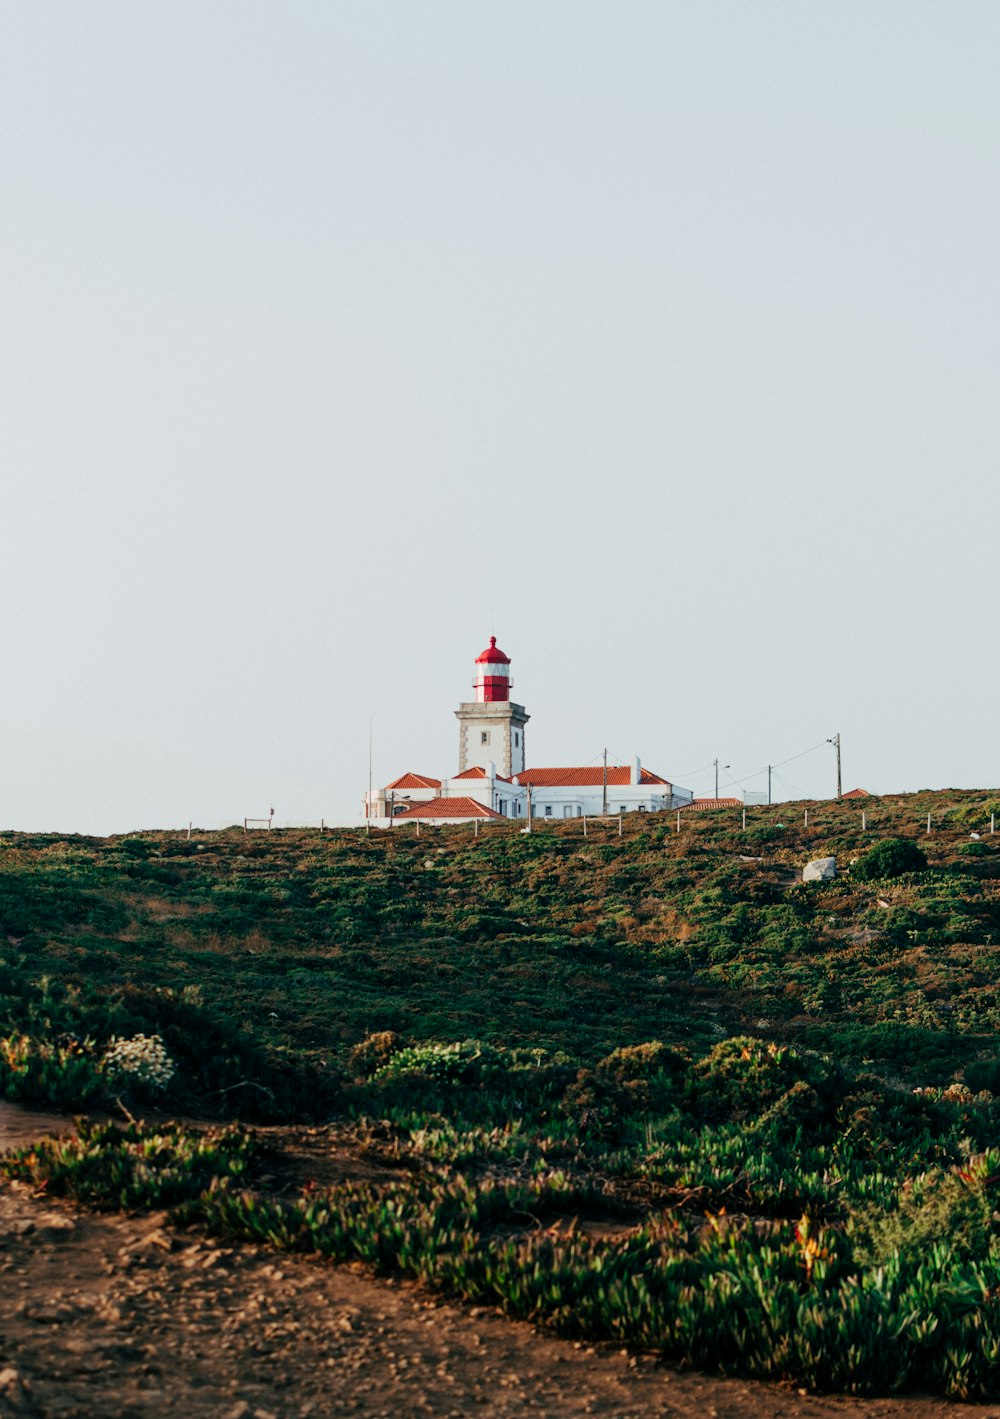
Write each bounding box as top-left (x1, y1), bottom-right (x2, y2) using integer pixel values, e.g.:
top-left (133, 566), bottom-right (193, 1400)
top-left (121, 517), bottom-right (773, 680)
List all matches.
top-left (619, 805), bottom-right (627, 813)
top-left (514, 732), bottom-right (519, 746)
top-left (481, 731), bottom-right (490, 745)
top-left (544, 805), bottom-right (553, 817)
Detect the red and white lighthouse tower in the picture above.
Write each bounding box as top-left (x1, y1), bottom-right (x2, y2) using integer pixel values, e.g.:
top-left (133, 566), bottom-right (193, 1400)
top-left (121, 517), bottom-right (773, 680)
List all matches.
top-left (455, 637), bottom-right (529, 777)
top-left (473, 636), bottom-right (511, 702)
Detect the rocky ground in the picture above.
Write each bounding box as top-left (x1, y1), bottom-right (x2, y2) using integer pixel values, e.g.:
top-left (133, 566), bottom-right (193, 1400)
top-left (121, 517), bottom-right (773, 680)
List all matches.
top-left (1, 1107), bottom-right (999, 1419)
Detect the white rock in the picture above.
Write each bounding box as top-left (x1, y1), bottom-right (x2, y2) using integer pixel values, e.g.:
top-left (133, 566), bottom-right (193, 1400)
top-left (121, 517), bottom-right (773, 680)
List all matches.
top-left (803, 857), bottom-right (837, 882)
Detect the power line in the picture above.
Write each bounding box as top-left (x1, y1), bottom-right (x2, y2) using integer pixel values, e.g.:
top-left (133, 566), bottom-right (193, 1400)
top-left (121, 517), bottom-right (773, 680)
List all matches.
top-left (672, 759), bottom-right (717, 781)
top-left (770, 768), bottom-right (797, 796)
top-left (710, 739), bottom-right (831, 790)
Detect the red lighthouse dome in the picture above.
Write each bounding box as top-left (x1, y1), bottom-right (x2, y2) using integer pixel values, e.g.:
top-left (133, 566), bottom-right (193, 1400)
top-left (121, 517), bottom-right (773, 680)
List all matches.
top-left (473, 636), bottom-right (511, 703)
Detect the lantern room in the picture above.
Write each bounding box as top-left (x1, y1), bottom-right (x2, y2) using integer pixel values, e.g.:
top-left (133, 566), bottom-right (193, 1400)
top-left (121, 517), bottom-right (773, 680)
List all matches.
top-left (473, 636), bottom-right (511, 703)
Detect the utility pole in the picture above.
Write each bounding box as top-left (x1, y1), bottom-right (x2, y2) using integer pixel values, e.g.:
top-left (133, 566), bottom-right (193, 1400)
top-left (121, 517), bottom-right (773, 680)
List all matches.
top-left (366, 720), bottom-right (372, 836)
top-left (714, 758), bottom-right (719, 799)
top-left (768, 766), bottom-right (772, 806)
top-left (602, 748), bottom-right (608, 817)
top-left (828, 733), bottom-right (842, 800)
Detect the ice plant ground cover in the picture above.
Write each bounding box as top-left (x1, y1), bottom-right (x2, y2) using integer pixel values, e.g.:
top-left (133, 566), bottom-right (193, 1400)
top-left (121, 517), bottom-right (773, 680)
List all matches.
top-left (3, 787), bottom-right (1000, 1395)
top-left (6, 1057), bottom-right (1000, 1401)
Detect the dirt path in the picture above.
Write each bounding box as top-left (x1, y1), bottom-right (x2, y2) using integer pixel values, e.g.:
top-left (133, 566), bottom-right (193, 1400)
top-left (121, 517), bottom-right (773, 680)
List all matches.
top-left (0, 1102), bottom-right (78, 1154)
top-left (2, 1175), bottom-right (999, 1419)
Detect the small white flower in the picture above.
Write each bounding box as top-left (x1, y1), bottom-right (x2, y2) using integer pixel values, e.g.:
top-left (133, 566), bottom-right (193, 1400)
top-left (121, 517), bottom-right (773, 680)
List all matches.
top-left (101, 1033), bottom-right (176, 1091)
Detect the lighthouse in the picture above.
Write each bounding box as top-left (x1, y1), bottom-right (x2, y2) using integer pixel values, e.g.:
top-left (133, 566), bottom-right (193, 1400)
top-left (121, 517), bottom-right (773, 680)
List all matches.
top-left (455, 636), bottom-right (529, 777)
top-left (366, 632), bottom-right (694, 824)
top-left (474, 635), bottom-right (511, 702)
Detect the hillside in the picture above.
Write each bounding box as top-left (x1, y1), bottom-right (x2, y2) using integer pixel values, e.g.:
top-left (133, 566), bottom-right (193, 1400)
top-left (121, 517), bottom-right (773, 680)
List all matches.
top-left (6, 788), bottom-right (1000, 1400)
top-left (2, 786), bottom-right (1000, 1089)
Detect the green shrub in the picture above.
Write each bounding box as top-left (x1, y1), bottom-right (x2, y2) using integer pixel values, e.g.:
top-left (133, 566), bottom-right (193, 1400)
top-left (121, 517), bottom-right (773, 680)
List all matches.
top-left (591, 1040), bottom-right (690, 1117)
top-left (851, 838), bottom-right (927, 882)
top-left (0, 1033), bottom-right (102, 1109)
top-left (960, 841), bottom-right (990, 858)
top-left (692, 1036), bottom-right (836, 1122)
top-left (951, 799), bottom-right (1000, 829)
top-left (559, 1068), bottom-right (632, 1139)
top-left (597, 1040), bottom-right (689, 1083)
top-left (853, 1156), bottom-right (1000, 1265)
top-left (348, 1031), bottom-right (405, 1079)
top-left (374, 1039), bottom-right (504, 1086)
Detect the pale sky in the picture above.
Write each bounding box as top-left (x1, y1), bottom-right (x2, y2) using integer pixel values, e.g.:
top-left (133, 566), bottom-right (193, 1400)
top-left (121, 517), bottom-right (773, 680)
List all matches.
top-left (2, 3), bottom-right (998, 833)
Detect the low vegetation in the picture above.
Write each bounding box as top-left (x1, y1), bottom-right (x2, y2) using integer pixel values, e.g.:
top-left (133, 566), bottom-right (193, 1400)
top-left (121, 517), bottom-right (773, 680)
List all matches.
top-left (3, 788), bottom-right (1000, 1396)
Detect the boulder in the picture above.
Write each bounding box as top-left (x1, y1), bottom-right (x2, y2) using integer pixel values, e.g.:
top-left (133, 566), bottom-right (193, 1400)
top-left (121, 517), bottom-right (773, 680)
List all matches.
top-left (803, 857), bottom-right (836, 883)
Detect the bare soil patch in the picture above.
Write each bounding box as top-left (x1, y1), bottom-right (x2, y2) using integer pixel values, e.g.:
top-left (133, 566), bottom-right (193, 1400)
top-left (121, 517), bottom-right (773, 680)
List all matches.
top-left (1, 1113), bottom-right (998, 1419)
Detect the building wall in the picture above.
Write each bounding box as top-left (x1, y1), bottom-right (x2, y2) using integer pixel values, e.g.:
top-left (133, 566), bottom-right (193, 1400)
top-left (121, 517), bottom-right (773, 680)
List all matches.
top-left (440, 774), bottom-right (525, 818)
top-left (526, 785), bottom-right (679, 819)
top-left (367, 780), bottom-right (692, 827)
top-left (454, 702), bottom-right (529, 777)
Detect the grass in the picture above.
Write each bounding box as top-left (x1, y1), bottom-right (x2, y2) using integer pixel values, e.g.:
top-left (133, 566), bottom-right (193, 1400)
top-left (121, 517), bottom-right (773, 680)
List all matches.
top-left (3, 788), bottom-right (1000, 1396)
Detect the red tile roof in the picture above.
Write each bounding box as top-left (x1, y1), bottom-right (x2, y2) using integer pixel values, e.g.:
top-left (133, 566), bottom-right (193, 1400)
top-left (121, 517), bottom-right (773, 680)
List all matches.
top-left (393, 797), bottom-right (503, 821)
top-left (841, 788), bottom-right (870, 799)
top-left (682, 797), bottom-right (743, 811)
top-left (515, 767), bottom-right (670, 787)
top-left (453, 766), bottom-right (512, 782)
top-left (385, 772), bottom-right (442, 791)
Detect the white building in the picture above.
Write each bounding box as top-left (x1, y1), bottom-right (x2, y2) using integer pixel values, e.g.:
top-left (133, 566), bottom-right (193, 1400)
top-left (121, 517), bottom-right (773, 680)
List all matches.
top-left (365, 638), bottom-right (693, 826)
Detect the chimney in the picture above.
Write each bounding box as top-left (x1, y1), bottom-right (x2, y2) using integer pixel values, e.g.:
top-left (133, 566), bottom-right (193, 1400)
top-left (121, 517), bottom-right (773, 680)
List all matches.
top-left (631, 757), bottom-right (641, 786)
top-left (488, 760), bottom-right (497, 781)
